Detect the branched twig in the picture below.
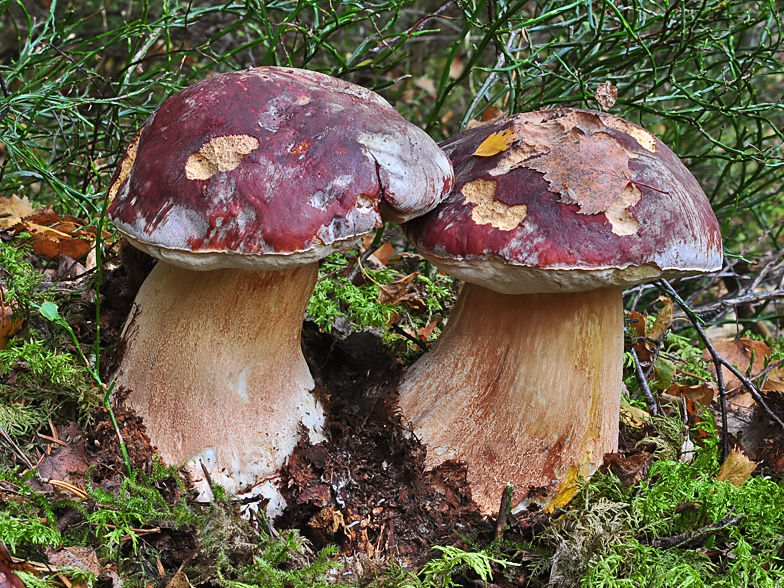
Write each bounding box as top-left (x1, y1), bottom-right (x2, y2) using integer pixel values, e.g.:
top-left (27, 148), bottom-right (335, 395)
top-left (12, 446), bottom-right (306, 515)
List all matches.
top-left (660, 280), bottom-right (784, 461)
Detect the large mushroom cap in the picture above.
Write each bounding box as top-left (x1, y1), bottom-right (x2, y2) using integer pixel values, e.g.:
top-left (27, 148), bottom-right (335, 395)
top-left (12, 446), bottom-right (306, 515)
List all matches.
top-left (108, 67), bottom-right (453, 271)
top-left (405, 108), bottom-right (722, 294)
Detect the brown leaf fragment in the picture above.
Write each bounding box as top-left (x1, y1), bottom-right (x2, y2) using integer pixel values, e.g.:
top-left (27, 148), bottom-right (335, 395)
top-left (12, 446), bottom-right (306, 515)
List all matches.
top-left (166, 570), bottom-right (194, 588)
top-left (0, 196), bottom-right (35, 230)
top-left (603, 452), bottom-right (653, 487)
top-left (628, 310), bottom-right (651, 362)
top-left (666, 383), bottom-right (716, 406)
top-left (405, 319), bottom-right (438, 342)
top-left (465, 106), bottom-right (507, 129)
top-left (0, 316), bottom-right (22, 351)
top-left (762, 368), bottom-right (784, 392)
top-left (0, 543), bottom-right (24, 588)
top-left (45, 547), bottom-right (103, 576)
top-left (595, 81), bottom-right (618, 110)
top-left (32, 235), bottom-right (93, 261)
top-left (648, 296), bottom-right (674, 340)
top-left (620, 402), bottom-right (650, 430)
top-left (716, 448), bottom-right (756, 486)
top-left (701, 338), bottom-right (771, 390)
top-left (378, 273), bottom-right (419, 305)
top-left (473, 128), bottom-right (518, 157)
top-left (524, 131), bottom-right (636, 215)
top-left (22, 209), bottom-right (61, 227)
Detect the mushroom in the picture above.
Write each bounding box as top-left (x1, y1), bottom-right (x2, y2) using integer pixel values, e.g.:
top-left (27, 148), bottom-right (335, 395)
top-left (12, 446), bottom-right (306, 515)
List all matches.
top-left (107, 67), bottom-right (453, 515)
top-left (399, 109), bottom-right (722, 513)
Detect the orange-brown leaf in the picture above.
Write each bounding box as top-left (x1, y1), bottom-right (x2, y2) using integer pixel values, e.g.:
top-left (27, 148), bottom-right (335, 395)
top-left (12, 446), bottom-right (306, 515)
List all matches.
top-left (701, 338), bottom-right (771, 389)
top-left (32, 235), bottom-right (93, 261)
top-left (525, 132), bottom-right (634, 215)
top-left (666, 383), bottom-right (716, 406)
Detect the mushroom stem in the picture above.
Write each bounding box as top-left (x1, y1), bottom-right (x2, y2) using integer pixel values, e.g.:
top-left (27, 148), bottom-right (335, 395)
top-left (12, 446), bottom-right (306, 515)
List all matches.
top-left (114, 261), bottom-right (324, 514)
top-left (398, 283), bottom-right (623, 513)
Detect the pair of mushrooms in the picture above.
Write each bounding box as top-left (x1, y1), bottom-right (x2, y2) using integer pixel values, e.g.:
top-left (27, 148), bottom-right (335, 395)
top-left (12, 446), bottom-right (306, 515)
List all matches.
top-left (108, 67), bottom-right (721, 517)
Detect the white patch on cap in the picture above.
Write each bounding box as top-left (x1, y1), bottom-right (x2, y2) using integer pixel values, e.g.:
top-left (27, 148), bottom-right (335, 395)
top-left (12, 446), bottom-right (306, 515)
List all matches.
top-left (356, 130), bottom-right (453, 221)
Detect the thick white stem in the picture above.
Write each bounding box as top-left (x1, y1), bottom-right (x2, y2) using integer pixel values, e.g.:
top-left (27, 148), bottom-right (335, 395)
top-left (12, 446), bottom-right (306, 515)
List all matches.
top-left (114, 261), bottom-right (324, 516)
top-left (398, 284), bottom-right (623, 513)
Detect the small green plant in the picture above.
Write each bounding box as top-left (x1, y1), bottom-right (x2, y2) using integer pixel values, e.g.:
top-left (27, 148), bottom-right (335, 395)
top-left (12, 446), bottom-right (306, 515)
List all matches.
top-left (525, 411), bottom-right (784, 587)
top-left (197, 503), bottom-right (344, 588)
top-left (307, 249), bottom-right (455, 356)
top-left (415, 545), bottom-right (520, 588)
top-left (36, 300), bottom-right (130, 474)
top-left (0, 243), bottom-right (46, 319)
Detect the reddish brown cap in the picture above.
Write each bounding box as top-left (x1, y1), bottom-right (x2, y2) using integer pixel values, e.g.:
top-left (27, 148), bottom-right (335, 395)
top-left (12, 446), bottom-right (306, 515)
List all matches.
top-left (404, 109), bottom-right (722, 293)
top-left (107, 67), bottom-right (453, 270)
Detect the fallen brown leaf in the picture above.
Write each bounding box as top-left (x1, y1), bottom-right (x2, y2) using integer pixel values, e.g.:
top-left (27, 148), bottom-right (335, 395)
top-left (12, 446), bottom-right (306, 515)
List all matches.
top-left (525, 131), bottom-right (636, 215)
top-left (32, 235), bottom-right (92, 261)
top-left (702, 338), bottom-right (771, 389)
top-left (378, 273), bottom-right (419, 305)
top-left (620, 402), bottom-right (650, 430)
top-left (762, 367), bottom-right (784, 392)
top-left (166, 570), bottom-right (194, 588)
top-left (648, 296), bottom-right (674, 341)
top-left (603, 452), bottom-right (653, 487)
top-left (0, 543), bottom-right (24, 588)
top-left (666, 383), bottom-right (716, 406)
top-left (465, 106), bottom-right (507, 129)
top-left (0, 196), bottom-right (34, 230)
top-left (628, 310), bottom-right (651, 361)
top-left (716, 448), bottom-right (756, 486)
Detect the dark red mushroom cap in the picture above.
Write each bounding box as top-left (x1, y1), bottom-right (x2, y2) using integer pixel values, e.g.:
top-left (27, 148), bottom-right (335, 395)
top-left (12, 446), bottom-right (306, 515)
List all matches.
top-left (107, 67), bottom-right (453, 270)
top-left (404, 109), bottom-right (723, 294)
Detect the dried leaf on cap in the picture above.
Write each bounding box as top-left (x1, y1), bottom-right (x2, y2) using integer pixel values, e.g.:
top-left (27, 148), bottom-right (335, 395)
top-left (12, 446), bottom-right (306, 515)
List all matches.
top-left (473, 128), bottom-right (518, 157)
top-left (525, 131), bottom-right (637, 215)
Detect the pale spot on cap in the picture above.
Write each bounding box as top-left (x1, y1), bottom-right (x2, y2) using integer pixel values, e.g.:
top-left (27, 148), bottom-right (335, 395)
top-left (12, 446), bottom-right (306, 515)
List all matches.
top-left (185, 134), bottom-right (260, 180)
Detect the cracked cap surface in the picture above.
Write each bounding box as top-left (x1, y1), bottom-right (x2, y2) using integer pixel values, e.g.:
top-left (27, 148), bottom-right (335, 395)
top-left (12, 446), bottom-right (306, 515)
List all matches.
top-left (404, 108), bottom-right (722, 294)
top-left (107, 67), bottom-right (453, 270)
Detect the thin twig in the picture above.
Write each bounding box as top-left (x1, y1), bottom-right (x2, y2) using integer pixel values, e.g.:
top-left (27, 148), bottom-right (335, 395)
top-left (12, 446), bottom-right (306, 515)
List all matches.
top-left (0, 424), bottom-right (36, 470)
top-left (661, 280), bottom-right (730, 461)
top-left (661, 280), bottom-right (784, 455)
top-left (648, 514), bottom-right (741, 549)
top-left (631, 348), bottom-right (659, 416)
top-left (390, 323), bottom-right (429, 352)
